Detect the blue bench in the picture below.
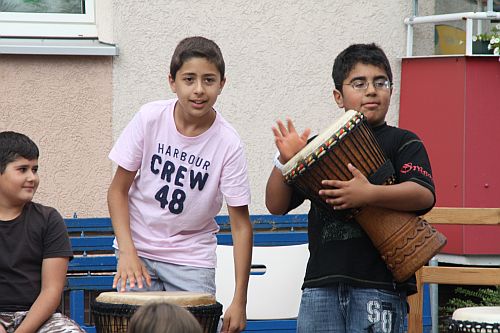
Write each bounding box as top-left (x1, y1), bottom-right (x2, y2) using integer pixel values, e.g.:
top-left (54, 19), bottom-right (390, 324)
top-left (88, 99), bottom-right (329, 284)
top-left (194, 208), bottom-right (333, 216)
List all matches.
top-left (63, 214), bottom-right (308, 333)
top-left (63, 215), bottom-right (432, 333)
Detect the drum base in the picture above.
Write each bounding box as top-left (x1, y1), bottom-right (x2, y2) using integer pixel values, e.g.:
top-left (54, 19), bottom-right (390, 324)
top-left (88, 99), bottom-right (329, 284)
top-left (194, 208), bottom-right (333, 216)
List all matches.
top-left (449, 319), bottom-right (500, 332)
top-left (356, 207), bottom-right (447, 282)
top-left (92, 301), bottom-right (223, 333)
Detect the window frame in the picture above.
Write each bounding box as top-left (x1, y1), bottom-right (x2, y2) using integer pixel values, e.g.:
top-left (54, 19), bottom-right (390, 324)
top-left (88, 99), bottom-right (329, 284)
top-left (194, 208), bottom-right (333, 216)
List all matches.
top-left (0, 0), bottom-right (97, 38)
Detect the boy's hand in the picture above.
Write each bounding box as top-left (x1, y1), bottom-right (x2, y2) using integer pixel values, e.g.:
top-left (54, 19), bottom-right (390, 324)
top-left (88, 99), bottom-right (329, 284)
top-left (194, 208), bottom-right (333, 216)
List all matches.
top-left (113, 251), bottom-right (151, 292)
top-left (222, 302), bottom-right (247, 333)
top-left (0, 324), bottom-right (6, 333)
top-left (272, 118), bottom-right (311, 163)
top-left (319, 163), bottom-right (373, 210)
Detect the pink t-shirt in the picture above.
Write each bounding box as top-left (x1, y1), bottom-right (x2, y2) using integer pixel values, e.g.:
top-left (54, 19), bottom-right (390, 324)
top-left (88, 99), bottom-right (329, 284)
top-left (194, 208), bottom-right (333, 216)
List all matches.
top-left (109, 99), bottom-right (251, 268)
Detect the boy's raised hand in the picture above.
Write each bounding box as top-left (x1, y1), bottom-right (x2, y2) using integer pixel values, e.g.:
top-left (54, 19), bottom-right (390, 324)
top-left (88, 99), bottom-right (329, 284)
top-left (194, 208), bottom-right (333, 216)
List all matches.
top-left (319, 163), bottom-right (374, 210)
top-left (272, 118), bottom-right (310, 163)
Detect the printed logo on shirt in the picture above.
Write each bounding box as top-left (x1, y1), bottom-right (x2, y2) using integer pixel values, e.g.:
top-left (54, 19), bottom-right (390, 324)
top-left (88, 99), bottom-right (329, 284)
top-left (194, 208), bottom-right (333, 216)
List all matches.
top-left (400, 162), bottom-right (432, 180)
top-left (149, 143), bottom-right (211, 214)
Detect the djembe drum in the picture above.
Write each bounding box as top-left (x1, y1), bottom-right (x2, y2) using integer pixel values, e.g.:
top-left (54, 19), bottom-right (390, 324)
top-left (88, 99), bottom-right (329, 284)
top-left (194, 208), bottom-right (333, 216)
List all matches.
top-left (448, 307), bottom-right (500, 332)
top-left (91, 291), bottom-right (222, 333)
top-left (282, 110), bottom-right (446, 282)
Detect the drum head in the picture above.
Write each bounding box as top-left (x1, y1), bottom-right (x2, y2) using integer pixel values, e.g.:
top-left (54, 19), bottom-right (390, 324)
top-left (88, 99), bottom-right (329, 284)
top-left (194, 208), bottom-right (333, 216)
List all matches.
top-left (452, 306), bottom-right (500, 324)
top-left (282, 109), bottom-right (361, 177)
top-left (95, 291), bottom-right (216, 307)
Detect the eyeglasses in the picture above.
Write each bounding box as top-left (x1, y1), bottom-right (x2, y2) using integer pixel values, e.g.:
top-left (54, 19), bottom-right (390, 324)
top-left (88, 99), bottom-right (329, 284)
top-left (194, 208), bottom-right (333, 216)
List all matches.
top-left (343, 79), bottom-right (392, 91)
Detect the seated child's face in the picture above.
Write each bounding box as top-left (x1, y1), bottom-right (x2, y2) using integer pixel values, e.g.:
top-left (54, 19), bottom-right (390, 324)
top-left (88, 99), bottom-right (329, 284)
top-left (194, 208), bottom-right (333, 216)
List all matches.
top-left (334, 63), bottom-right (392, 127)
top-left (0, 157), bottom-right (39, 205)
top-left (169, 57), bottom-right (226, 122)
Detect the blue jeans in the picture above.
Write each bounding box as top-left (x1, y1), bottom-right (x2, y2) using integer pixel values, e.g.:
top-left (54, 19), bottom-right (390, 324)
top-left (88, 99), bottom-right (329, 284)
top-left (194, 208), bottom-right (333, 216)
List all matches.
top-left (297, 283), bottom-right (407, 333)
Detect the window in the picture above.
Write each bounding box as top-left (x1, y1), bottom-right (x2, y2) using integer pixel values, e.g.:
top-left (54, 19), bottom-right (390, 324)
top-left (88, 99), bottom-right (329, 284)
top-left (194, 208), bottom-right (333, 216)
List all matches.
top-left (0, 0), bottom-right (97, 38)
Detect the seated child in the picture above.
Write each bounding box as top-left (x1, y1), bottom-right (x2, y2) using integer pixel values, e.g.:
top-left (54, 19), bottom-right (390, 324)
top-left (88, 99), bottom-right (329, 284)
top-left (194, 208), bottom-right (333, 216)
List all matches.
top-left (0, 131), bottom-right (83, 333)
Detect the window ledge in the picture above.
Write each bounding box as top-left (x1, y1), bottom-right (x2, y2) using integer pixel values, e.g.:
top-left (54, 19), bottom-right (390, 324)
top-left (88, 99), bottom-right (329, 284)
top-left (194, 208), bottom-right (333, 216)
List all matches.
top-left (0, 38), bottom-right (118, 56)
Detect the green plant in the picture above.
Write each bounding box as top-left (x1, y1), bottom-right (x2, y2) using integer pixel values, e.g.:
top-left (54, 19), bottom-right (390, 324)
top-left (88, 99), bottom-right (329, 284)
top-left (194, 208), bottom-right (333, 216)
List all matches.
top-left (473, 23), bottom-right (500, 55)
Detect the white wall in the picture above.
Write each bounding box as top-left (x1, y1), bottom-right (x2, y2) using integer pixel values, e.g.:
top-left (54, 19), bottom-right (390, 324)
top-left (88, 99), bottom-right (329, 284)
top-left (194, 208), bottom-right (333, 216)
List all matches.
top-left (111, 1), bottom-right (416, 215)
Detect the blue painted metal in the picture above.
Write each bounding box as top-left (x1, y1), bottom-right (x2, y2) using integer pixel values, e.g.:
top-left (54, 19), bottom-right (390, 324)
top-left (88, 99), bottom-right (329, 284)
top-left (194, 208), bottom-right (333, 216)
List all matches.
top-left (69, 289), bottom-right (84, 326)
top-left (245, 319), bottom-right (297, 332)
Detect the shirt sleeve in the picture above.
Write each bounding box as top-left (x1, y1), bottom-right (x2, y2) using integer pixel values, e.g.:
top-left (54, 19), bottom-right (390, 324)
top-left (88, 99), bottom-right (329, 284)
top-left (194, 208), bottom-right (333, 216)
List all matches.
top-left (220, 141), bottom-right (251, 207)
top-left (394, 132), bottom-right (436, 215)
top-left (43, 209), bottom-right (73, 260)
top-left (109, 109), bottom-right (145, 171)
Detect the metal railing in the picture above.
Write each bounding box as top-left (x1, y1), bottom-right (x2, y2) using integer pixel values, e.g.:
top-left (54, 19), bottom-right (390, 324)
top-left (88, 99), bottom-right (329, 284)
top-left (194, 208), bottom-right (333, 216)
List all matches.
top-left (405, 0), bottom-right (500, 56)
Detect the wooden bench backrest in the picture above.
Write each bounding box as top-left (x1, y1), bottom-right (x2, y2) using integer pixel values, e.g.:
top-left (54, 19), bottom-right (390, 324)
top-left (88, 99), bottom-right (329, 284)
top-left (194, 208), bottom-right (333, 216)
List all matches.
top-left (407, 207), bottom-right (500, 333)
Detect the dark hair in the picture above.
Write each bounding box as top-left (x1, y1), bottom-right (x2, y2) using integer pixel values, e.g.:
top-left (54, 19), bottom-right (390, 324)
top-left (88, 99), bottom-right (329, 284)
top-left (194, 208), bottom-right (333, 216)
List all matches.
top-left (127, 302), bottom-right (203, 333)
top-left (332, 43), bottom-right (393, 93)
top-left (0, 131), bottom-right (39, 174)
top-left (170, 36), bottom-right (225, 80)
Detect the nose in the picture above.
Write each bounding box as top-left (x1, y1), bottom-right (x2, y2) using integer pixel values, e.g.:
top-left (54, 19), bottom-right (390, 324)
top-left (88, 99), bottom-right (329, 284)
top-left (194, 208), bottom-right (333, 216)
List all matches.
top-left (26, 170), bottom-right (37, 182)
top-left (365, 82), bottom-right (377, 95)
top-left (194, 80), bottom-right (204, 94)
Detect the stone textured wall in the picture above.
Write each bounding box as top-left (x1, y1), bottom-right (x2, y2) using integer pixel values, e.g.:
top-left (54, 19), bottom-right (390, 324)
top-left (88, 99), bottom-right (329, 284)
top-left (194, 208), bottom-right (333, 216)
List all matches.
top-left (0, 55), bottom-right (113, 217)
top-left (1, 2), bottom-right (434, 217)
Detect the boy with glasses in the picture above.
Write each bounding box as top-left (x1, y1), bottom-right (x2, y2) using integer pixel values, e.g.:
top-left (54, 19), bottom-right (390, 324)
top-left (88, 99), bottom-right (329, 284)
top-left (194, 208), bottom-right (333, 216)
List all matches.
top-left (265, 43), bottom-right (435, 332)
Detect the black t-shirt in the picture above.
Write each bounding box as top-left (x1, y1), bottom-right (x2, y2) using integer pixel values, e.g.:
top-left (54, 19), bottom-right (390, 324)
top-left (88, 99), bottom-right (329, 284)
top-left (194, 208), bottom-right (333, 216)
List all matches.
top-left (287, 122), bottom-right (435, 295)
top-left (0, 202), bottom-right (73, 311)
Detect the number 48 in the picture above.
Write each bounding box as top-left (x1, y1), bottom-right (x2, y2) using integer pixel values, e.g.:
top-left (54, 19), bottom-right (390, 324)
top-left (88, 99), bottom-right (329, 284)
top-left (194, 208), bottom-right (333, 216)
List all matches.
top-left (154, 185), bottom-right (186, 214)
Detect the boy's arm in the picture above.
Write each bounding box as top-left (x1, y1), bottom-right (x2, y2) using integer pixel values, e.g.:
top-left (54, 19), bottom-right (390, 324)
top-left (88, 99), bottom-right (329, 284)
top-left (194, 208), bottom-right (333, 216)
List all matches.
top-left (107, 166), bottom-right (151, 292)
top-left (265, 119), bottom-right (310, 215)
top-left (265, 165), bottom-right (294, 215)
top-left (320, 163), bottom-right (434, 212)
top-left (222, 205), bottom-right (253, 333)
top-left (14, 257), bottom-right (68, 333)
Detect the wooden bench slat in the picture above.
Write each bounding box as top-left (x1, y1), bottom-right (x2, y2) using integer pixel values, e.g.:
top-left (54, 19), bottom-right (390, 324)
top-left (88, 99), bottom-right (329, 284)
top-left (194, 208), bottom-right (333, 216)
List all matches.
top-left (424, 207), bottom-right (500, 225)
top-left (420, 266), bottom-right (500, 285)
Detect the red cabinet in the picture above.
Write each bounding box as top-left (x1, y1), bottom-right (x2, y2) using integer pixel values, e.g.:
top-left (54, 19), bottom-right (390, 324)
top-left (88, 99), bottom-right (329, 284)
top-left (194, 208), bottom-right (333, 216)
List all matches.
top-left (399, 56), bottom-right (500, 254)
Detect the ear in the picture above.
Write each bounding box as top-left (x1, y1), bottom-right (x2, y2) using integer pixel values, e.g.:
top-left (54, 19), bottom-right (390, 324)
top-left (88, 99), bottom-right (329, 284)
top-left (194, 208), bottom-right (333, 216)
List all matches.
top-left (218, 77), bottom-right (226, 95)
top-left (333, 88), bottom-right (344, 108)
top-left (168, 74), bottom-right (176, 93)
